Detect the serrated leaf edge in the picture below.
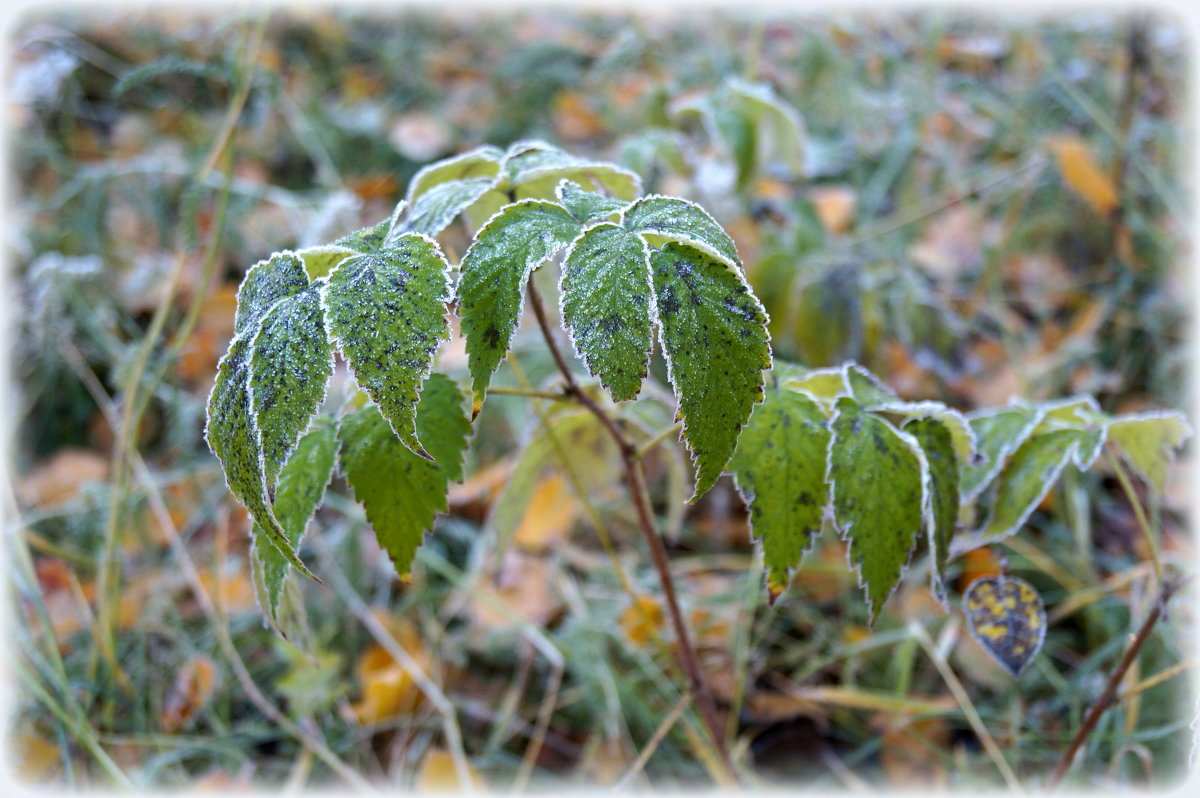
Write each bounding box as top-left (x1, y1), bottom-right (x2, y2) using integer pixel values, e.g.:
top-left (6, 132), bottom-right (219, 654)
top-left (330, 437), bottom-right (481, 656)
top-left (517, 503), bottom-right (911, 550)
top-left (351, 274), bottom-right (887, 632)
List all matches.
top-left (619, 193), bottom-right (743, 274)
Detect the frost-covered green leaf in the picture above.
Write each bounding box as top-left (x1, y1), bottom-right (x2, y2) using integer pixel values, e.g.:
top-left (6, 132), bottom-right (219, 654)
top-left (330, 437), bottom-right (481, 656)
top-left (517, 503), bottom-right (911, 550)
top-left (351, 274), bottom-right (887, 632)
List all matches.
top-left (205, 335), bottom-right (315, 580)
top-left (504, 140), bottom-right (642, 201)
top-left (623, 195), bottom-right (740, 269)
top-left (882, 401), bottom-right (976, 463)
top-left (338, 375), bottom-right (471, 579)
top-left (904, 416), bottom-right (958, 603)
top-left (297, 245), bottom-right (357, 280)
top-left (726, 76), bottom-right (807, 178)
top-left (844, 363), bottom-right (899, 407)
top-left (234, 251), bottom-right (308, 336)
top-left (959, 405), bottom-right (1042, 502)
top-left (828, 397), bottom-right (926, 622)
top-left (957, 429), bottom-right (1087, 552)
top-left (561, 222), bottom-right (655, 402)
top-left (333, 219), bottom-right (392, 254)
top-left (252, 423), bottom-right (338, 621)
top-left (1107, 412), bottom-right (1193, 493)
top-left (1035, 396), bottom-right (1107, 468)
top-left (324, 235), bottom-right (451, 458)
top-left (556, 180), bottom-right (629, 223)
top-left (405, 144), bottom-right (503, 202)
top-left (399, 176), bottom-right (497, 237)
top-left (782, 367), bottom-right (849, 406)
top-left (249, 281), bottom-right (334, 486)
top-left (650, 242), bottom-right (770, 500)
top-left (730, 384), bottom-right (830, 597)
top-left (460, 200), bottom-right (580, 414)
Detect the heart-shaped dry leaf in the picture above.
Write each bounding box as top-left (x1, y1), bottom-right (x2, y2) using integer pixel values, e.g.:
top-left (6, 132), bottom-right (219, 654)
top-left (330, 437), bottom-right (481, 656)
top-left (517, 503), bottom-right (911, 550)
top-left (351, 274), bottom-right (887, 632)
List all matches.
top-left (962, 575), bottom-right (1046, 677)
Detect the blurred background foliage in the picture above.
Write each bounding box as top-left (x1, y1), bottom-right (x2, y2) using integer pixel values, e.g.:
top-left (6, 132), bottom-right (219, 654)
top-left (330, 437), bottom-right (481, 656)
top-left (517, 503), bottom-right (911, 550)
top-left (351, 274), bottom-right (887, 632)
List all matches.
top-left (5, 6), bottom-right (1193, 792)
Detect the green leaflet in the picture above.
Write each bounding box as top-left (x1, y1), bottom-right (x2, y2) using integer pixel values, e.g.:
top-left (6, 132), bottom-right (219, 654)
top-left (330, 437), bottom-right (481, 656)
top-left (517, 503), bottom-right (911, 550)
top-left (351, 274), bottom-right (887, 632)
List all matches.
top-left (556, 180), bottom-right (629, 223)
top-left (400, 176), bottom-right (497, 237)
top-left (729, 384), bottom-right (830, 597)
top-left (405, 144), bottom-right (503, 202)
top-left (650, 242), bottom-right (770, 500)
top-left (1107, 412), bottom-right (1193, 493)
top-left (959, 405), bottom-right (1041, 502)
top-left (324, 234), bottom-right (451, 459)
top-left (957, 428), bottom-right (1087, 553)
top-left (333, 218), bottom-right (392, 254)
top-left (504, 140), bottom-right (642, 201)
top-left (1036, 397), bottom-right (1107, 469)
top-left (460, 200), bottom-right (580, 414)
top-left (249, 281), bottom-right (334, 487)
top-left (252, 423), bottom-right (338, 622)
top-left (622, 195), bottom-right (740, 269)
top-left (725, 77), bottom-right (807, 179)
top-left (879, 401), bottom-right (976, 463)
top-left (297, 245), bottom-right (357, 280)
top-left (844, 362), bottom-right (898, 406)
top-left (205, 335), bottom-right (316, 580)
top-left (339, 374), bottom-right (471, 580)
top-left (234, 251), bottom-right (308, 336)
top-left (561, 222), bottom-right (655, 402)
top-left (828, 397), bottom-right (926, 623)
top-left (903, 416), bottom-right (958, 604)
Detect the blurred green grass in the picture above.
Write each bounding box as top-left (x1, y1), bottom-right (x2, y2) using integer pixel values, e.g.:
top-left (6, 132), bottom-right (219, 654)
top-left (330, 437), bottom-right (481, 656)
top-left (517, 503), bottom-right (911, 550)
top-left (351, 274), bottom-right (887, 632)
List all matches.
top-left (5, 7), bottom-right (1193, 792)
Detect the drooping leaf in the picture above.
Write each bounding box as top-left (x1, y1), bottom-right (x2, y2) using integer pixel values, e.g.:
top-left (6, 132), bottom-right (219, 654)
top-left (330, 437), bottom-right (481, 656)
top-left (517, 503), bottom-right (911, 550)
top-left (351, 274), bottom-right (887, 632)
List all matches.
top-left (556, 179), bottom-right (629, 223)
top-left (460, 200), bottom-right (580, 414)
top-left (650, 242), bottom-right (770, 500)
top-left (959, 405), bottom-right (1042, 502)
top-left (1107, 412), bottom-right (1193, 493)
top-left (827, 397), bottom-right (926, 623)
top-left (956, 429), bottom-right (1086, 553)
top-left (882, 401), bottom-right (976, 464)
top-left (252, 422), bottom-right (338, 621)
top-left (726, 76), bottom-right (808, 179)
top-left (904, 416), bottom-right (959, 604)
top-left (339, 374), bottom-right (471, 579)
top-left (205, 335), bottom-right (315, 580)
top-left (234, 251), bottom-right (308, 336)
top-left (324, 235), bottom-right (451, 458)
top-left (504, 140), bottom-right (642, 201)
top-left (560, 222), bottom-right (655, 402)
top-left (623, 195), bottom-right (740, 269)
top-left (730, 384), bottom-right (830, 597)
top-left (400, 176), bottom-right (498, 237)
top-left (962, 575), bottom-right (1047, 677)
top-left (249, 281), bottom-right (334, 486)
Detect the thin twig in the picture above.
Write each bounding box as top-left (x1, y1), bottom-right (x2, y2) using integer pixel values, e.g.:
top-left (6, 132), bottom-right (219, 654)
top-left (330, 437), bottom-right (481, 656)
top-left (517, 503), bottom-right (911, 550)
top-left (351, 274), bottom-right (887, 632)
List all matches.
top-left (1046, 576), bottom-right (1189, 790)
top-left (524, 281), bottom-right (737, 782)
top-left (614, 690), bottom-right (692, 791)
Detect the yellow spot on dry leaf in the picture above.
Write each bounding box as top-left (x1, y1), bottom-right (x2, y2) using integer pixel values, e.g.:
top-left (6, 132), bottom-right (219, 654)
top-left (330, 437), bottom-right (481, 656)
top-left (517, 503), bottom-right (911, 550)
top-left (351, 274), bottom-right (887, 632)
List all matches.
top-left (414, 749), bottom-right (485, 793)
top-left (620, 594), bottom-right (664, 646)
top-left (1048, 135), bottom-right (1119, 216)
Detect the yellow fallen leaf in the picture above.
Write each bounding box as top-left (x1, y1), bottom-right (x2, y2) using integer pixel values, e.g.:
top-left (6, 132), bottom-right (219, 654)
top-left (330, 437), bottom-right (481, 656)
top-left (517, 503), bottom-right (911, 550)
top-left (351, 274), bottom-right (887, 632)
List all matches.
top-left (350, 616), bottom-right (432, 726)
top-left (1048, 135), bottom-right (1119, 216)
top-left (513, 473), bottom-right (577, 551)
top-left (414, 749), bottom-right (485, 793)
top-left (11, 732), bottom-right (62, 782)
top-left (16, 449), bottom-right (109, 508)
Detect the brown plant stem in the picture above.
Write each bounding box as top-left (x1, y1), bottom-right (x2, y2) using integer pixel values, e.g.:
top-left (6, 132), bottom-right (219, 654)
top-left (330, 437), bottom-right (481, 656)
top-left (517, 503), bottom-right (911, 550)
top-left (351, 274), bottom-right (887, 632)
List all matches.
top-left (1046, 576), bottom-right (1189, 790)
top-left (525, 281), bottom-right (737, 782)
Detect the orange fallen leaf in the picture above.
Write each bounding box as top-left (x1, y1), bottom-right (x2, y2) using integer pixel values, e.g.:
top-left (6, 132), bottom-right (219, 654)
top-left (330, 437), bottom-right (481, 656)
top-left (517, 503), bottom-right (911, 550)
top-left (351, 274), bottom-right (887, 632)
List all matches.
top-left (161, 654), bottom-right (219, 731)
top-left (807, 185), bottom-right (856, 234)
top-left (17, 449), bottom-right (109, 507)
top-left (1048, 135), bottom-right (1119, 216)
top-left (552, 90), bottom-right (605, 142)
